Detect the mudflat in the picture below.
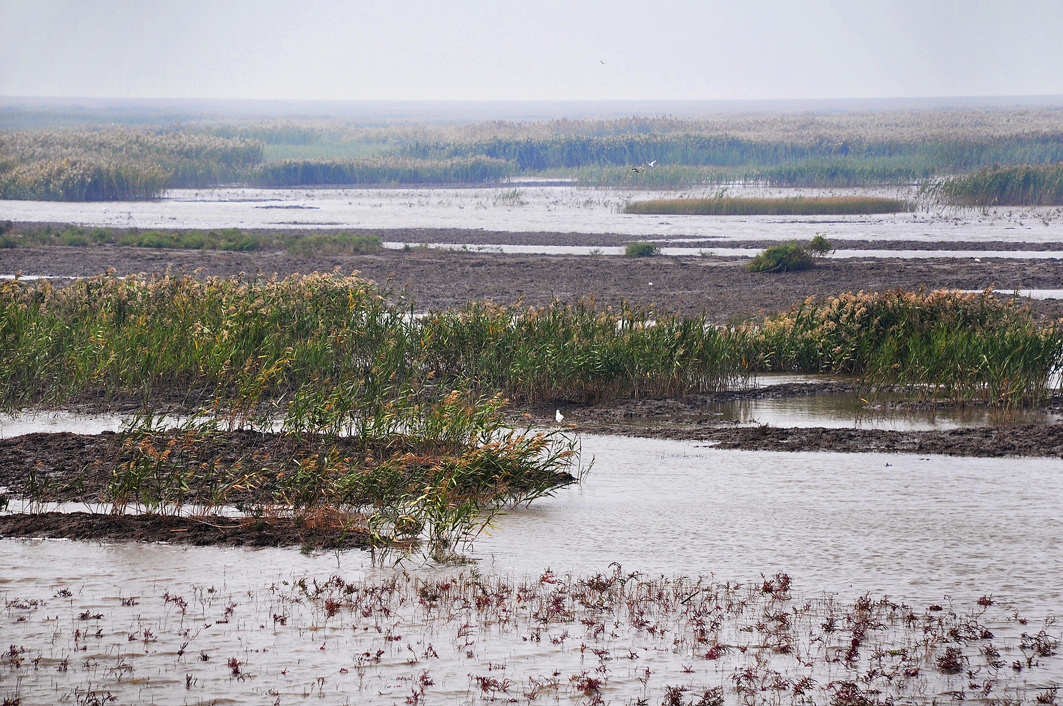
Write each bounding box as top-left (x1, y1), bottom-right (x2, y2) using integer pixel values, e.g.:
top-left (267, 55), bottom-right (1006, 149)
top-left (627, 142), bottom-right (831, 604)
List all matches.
top-left (4, 232), bottom-right (1063, 321)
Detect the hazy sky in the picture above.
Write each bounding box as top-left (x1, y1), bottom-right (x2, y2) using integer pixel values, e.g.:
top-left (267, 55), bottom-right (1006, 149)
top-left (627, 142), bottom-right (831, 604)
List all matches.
top-left (3, 0), bottom-right (1062, 101)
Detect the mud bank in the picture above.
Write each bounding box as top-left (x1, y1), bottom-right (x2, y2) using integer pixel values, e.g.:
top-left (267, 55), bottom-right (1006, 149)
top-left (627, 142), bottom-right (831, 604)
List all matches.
top-left (0, 511), bottom-right (370, 548)
top-left (5, 241), bottom-right (1063, 321)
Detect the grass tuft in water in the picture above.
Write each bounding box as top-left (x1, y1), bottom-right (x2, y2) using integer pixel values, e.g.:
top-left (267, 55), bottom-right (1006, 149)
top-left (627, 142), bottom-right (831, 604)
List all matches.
top-left (625, 196), bottom-right (913, 216)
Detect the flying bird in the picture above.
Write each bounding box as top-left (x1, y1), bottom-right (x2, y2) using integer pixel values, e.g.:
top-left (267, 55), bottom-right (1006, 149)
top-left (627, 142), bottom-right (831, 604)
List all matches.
top-left (646, 160), bottom-right (657, 168)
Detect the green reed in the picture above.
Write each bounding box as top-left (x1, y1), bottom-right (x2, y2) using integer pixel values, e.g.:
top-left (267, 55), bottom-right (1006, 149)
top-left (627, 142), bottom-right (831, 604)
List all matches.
top-left (931, 163), bottom-right (1063, 206)
top-left (419, 301), bottom-right (751, 403)
top-left (756, 289), bottom-right (1063, 406)
top-left (625, 196), bottom-right (912, 216)
top-left (1, 274), bottom-right (1058, 411)
top-left (0, 224), bottom-right (382, 255)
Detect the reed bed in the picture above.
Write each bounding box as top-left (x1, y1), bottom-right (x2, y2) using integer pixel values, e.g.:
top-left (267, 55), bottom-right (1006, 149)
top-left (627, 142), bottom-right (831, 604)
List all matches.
top-left (248, 155), bottom-right (511, 186)
top-left (625, 196), bottom-right (912, 216)
top-left (402, 132), bottom-right (1063, 173)
top-left (6, 108), bottom-right (1063, 198)
top-left (419, 301), bottom-right (750, 403)
top-left (1, 275), bottom-right (1058, 411)
top-left (933, 163), bottom-right (1063, 206)
top-left (757, 289), bottom-right (1063, 406)
top-left (0, 128), bottom-right (261, 200)
top-left (0, 271), bottom-right (580, 553)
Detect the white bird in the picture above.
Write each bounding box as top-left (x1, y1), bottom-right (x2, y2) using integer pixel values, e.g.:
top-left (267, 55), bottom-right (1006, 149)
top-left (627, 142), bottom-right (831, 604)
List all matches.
top-left (646, 160), bottom-right (657, 168)
top-left (555, 409), bottom-right (564, 423)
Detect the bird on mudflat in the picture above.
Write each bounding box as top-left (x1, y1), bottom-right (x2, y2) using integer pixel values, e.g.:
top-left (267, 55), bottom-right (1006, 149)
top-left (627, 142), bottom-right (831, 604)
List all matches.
top-left (555, 409), bottom-right (565, 423)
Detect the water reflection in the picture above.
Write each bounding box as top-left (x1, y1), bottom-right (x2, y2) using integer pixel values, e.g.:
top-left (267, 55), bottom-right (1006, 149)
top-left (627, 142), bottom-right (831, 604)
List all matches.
top-left (702, 394), bottom-right (1060, 430)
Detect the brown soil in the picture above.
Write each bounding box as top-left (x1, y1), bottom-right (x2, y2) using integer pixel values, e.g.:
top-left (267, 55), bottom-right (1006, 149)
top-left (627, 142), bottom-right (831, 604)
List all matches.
top-left (0, 512), bottom-right (369, 548)
top-left (4, 234), bottom-right (1063, 322)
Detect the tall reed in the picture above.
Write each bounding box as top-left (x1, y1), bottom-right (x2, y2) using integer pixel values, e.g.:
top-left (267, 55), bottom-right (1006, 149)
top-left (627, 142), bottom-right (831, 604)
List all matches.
top-left (1, 275), bottom-right (1058, 410)
top-left (757, 289), bottom-right (1063, 406)
top-left (249, 156), bottom-right (511, 186)
top-left (932, 163), bottom-right (1063, 206)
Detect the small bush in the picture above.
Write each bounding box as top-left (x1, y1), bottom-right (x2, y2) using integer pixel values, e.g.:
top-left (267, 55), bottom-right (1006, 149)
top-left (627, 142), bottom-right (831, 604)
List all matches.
top-left (747, 236), bottom-right (833, 273)
top-left (624, 242), bottom-right (660, 258)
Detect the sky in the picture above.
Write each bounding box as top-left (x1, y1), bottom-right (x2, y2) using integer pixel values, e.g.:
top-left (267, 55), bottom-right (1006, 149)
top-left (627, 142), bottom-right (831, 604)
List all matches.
top-left (2, 0), bottom-right (1063, 102)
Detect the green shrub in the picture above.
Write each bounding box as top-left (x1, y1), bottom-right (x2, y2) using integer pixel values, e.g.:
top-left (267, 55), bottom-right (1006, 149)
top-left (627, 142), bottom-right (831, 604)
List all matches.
top-left (625, 242), bottom-right (660, 258)
top-left (747, 236), bottom-right (833, 273)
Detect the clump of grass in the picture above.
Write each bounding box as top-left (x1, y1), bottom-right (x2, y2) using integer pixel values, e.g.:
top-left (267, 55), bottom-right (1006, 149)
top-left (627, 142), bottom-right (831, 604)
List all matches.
top-left (624, 241), bottom-right (660, 257)
top-left (493, 188), bottom-right (527, 206)
top-left (285, 232), bottom-right (381, 256)
top-left (625, 196), bottom-right (912, 216)
top-left (932, 163), bottom-right (1063, 206)
top-left (747, 235), bottom-right (833, 273)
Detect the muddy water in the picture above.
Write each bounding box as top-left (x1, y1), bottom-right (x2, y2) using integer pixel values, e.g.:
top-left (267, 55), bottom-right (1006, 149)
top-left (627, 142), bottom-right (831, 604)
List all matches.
top-left (471, 438), bottom-right (1063, 610)
top-left (6, 185), bottom-right (1063, 245)
top-left (2, 433), bottom-right (1061, 704)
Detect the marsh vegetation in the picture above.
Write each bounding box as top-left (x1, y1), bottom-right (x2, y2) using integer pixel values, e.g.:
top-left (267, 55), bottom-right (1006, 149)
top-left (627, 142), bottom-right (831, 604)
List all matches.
top-left (2, 273), bottom-right (1059, 414)
top-left (624, 195), bottom-right (913, 216)
top-left (2, 563), bottom-right (1059, 705)
top-left (5, 108), bottom-right (1063, 198)
top-left (0, 223), bottom-right (383, 254)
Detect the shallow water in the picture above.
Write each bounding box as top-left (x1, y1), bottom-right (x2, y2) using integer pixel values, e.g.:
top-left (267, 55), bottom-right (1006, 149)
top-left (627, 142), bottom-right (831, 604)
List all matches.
top-left (0, 411), bottom-right (131, 438)
top-left (2, 435), bottom-right (1061, 704)
top-left (699, 394), bottom-right (1061, 430)
top-left (6, 185), bottom-right (1063, 245)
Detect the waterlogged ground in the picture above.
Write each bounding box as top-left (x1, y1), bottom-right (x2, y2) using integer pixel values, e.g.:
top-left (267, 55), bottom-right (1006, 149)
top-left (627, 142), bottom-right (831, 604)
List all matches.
top-left (2, 435), bottom-right (1062, 704)
top-left (6, 184), bottom-right (1063, 245)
